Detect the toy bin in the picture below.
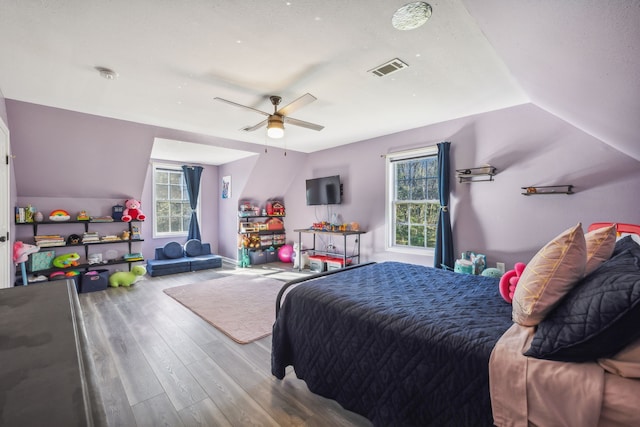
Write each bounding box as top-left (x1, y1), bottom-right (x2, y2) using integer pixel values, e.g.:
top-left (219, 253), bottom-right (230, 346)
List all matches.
top-left (249, 250), bottom-right (266, 266)
top-left (326, 257), bottom-right (352, 271)
top-left (80, 269), bottom-right (109, 293)
top-left (309, 255), bottom-right (329, 273)
top-left (265, 249), bottom-right (279, 263)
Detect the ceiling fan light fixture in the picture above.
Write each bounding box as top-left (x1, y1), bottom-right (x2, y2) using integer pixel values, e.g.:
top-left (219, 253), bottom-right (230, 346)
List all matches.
top-left (267, 115), bottom-right (285, 139)
top-left (392, 2), bottom-right (432, 31)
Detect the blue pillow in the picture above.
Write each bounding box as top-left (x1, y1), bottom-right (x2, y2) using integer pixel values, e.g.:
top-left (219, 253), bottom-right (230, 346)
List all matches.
top-left (184, 239), bottom-right (203, 257)
top-left (163, 241), bottom-right (184, 259)
top-left (525, 246), bottom-right (640, 362)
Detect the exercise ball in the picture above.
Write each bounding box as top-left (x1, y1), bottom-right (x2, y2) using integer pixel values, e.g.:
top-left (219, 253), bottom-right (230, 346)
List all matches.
top-left (278, 244), bottom-right (294, 263)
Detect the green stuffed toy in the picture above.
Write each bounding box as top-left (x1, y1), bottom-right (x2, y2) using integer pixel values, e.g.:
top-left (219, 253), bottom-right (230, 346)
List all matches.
top-left (108, 265), bottom-right (146, 288)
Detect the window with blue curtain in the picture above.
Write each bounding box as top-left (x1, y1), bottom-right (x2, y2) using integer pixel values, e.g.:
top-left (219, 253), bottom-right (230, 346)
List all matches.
top-left (386, 146), bottom-right (440, 252)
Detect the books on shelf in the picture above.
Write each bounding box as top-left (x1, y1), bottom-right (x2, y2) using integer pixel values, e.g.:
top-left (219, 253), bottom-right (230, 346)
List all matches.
top-left (124, 252), bottom-right (143, 261)
top-left (90, 216), bottom-right (114, 222)
top-left (100, 235), bottom-right (121, 242)
top-left (82, 231), bottom-right (100, 243)
top-left (34, 234), bottom-right (65, 247)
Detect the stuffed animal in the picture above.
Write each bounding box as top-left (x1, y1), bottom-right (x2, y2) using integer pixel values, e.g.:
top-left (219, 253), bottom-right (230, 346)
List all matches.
top-left (499, 262), bottom-right (526, 303)
top-left (292, 242), bottom-right (310, 269)
top-left (53, 253), bottom-right (81, 268)
top-left (109, 265), bottom-right (147, 287)
top-left (13, 241), bottom-right (39, 264)
top-left (121, 199), bottom-right (146, 222)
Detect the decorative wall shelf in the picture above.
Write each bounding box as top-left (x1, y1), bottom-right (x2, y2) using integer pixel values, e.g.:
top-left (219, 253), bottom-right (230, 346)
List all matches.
top-left (456, 166), bottom-right (496, 183)
top-left (521, 185), bottom-right (574, 195)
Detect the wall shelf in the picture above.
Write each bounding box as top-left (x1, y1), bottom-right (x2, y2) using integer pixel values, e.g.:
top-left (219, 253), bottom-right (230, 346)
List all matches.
top-left (456, 166), bottom-right (496, 183)
top-left (521, 185), bottom-right (574, 195)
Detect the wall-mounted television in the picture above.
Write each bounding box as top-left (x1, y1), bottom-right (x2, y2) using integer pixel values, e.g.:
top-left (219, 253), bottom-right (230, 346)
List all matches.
top-left (305, 175), bottom-right (342, 205)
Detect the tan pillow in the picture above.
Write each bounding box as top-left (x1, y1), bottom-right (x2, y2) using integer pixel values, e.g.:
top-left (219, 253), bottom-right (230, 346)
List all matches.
top-left (584, 224), bottom-right (617, 275)
top-left (512, 223), bottom-right (586, 326)
top-left (598, 339), bottom-right (640, 379)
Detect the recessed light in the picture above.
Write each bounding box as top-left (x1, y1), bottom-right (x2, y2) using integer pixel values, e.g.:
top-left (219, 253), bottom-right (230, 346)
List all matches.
top-left (95, 66), bottom-right (118, 80)
top-left (392, 2), bottom-right (432, 31)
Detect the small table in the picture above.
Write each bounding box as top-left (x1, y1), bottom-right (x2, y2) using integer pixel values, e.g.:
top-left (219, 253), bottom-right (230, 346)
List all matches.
top-left (294, 228), bottom-right (366, 272)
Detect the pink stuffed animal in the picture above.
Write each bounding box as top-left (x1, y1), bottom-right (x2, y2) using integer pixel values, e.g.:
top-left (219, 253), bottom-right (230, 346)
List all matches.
top-left (121, 199), bottom-right (146, 222)
top-left (499, 262), bottom-right (526, 303)
top-left (13, 241), bottom-right (39, 263)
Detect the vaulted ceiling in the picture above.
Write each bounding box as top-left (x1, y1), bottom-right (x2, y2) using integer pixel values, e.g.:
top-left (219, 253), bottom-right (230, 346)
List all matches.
top-left (1, 0), bottom-right (638, 160)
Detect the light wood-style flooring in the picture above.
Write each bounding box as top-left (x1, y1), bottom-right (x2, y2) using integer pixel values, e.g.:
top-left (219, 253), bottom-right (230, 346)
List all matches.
top-left (78, 261), bottom-right (372, 427)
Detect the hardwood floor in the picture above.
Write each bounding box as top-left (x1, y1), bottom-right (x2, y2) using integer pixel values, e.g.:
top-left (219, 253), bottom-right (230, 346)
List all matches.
top-left (79, 261), bottom-right (372, 427)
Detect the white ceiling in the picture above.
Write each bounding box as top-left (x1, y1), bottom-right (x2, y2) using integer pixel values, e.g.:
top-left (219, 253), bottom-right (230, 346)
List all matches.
top-left (151, 138), bottom-right (257, 165)
top-left (1, 0), bottom-right (638, 160)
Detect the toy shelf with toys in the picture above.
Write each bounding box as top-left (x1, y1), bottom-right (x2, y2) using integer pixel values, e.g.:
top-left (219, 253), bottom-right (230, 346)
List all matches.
top-left (237, 199), bottom-right (286, 267)
top-left (14, 218), bottom-right (145, 286)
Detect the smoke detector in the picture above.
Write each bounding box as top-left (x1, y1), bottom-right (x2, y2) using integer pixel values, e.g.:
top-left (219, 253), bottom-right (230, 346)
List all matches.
top-left (95, 66), bottom-right (118, 80)
top-left (368, 58), bottom-right (409, 77)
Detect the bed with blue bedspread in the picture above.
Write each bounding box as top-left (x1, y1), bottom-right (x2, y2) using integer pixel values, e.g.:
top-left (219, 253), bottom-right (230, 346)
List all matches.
top-left (271, 261), bottom-right (513, 426)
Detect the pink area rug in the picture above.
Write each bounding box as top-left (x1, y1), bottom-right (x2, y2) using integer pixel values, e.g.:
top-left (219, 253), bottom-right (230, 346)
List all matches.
top-left (163, 275), bottom-right (285, 344)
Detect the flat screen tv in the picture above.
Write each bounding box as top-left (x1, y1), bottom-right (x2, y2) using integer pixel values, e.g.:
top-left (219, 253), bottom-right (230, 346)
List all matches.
top-left (306, 175), bottom-right (342, 205)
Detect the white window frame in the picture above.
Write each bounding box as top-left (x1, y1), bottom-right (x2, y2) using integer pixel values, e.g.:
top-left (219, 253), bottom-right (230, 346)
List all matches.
top-left (385, 145), bottom-right (439, 255)
top-left (152, 163), bottom-right (199, 238)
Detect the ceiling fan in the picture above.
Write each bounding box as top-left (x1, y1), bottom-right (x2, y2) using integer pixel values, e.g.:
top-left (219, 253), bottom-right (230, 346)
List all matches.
top-left (214, 93), bottom-right (324, 139)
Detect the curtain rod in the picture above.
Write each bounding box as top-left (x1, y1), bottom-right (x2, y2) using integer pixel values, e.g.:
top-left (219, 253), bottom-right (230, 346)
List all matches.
top-left (380, 144), bottom-right (438, 159)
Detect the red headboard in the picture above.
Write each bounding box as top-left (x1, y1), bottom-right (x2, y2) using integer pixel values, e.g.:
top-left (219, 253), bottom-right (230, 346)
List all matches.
top-left (588, 222), bottom-right (640, 236)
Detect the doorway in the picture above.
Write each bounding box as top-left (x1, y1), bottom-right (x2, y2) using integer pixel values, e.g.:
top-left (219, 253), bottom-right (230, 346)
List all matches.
top-left (0, 118), bottom-right (10, 288)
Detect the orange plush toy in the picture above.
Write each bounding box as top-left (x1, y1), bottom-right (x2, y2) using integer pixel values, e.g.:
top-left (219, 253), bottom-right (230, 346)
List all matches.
top-left (499, 262), bottom-right (526, 303)
top-left (121, 199), bottom-right (146, 222)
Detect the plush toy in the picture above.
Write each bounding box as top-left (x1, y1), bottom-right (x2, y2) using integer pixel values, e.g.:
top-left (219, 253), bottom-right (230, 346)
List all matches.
top-left (292, 243), bottom-right (310, 269)
top-left (248, 234), bottom-right (261, 249)
top-left (121, 199), bottom-right (146, 222)
top-left (13, 241), bottom-right (39, 264)
top-left (109, 265), bottom-right (147, 287)
top-left (13, 241), bottom-right (40, 286)
top-left (499, 262), bottom-right (526, 303)
top-left (53, 253), bottom-right (81, 268)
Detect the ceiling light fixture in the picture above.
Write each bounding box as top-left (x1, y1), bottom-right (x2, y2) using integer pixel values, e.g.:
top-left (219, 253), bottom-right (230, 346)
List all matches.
top-left (392, 2), bottom-right (432, 31)
top-left (95, 66), bottom-right (118, 80)
top-left (267, 115), bottom-right (285, 139)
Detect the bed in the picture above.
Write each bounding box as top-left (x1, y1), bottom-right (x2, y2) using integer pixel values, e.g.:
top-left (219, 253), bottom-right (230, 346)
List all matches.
top-left (271, 223), bottom-right (640, 426)
top-left (272, 261), bottom-right (513, 425)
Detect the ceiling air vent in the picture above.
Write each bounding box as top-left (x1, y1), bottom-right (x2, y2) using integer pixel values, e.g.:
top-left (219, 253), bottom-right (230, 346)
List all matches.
top-left (368, 58), bottom-right (409, 77)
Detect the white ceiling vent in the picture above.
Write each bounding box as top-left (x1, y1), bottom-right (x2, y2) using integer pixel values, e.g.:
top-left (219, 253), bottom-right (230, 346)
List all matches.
top-left (368, 58), bottom-right (409, 77)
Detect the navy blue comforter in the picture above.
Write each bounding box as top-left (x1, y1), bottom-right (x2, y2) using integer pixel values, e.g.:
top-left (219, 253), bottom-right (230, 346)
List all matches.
top-left (272, 262), bottom-right (513, 426)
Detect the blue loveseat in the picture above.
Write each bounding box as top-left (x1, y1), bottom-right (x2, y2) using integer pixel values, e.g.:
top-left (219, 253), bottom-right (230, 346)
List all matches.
top-left (146, 240), bottom-right (222, 277)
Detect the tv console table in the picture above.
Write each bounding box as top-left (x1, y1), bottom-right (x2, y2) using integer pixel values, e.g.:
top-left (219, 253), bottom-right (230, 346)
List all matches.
top-left (294, 228), bottom-right (366, 272)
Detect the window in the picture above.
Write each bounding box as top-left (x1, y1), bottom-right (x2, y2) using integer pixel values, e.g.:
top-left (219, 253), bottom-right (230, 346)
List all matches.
top-left (153, 166), bottom-right (192, 237)
top-left (386, 146), bottom-right (440, 252)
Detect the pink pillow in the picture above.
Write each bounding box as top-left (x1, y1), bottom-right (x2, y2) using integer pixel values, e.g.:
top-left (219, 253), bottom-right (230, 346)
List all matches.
top-left (512, 223), bottom-right (586, 326)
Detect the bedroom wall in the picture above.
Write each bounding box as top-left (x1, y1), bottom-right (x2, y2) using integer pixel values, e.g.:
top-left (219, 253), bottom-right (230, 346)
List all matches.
top-left (281, 103), bottom-right (640, 269)
top-left (6, 100), bottom-right (267, 262)
top-left (215, 146), bottom-right (307, 259)
top-left (6, 99), bottom-right (639, 273)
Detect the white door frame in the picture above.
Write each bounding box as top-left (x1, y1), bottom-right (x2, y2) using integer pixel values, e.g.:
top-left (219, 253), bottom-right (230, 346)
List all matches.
top-left (0, 118), bottom-right (10, 288)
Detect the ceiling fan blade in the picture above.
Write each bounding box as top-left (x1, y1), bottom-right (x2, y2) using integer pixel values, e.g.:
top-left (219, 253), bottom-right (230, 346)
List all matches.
top-left (277, 93), bottom-right (317, 116)
top-left (214, 97), bottom-right (270, 117)
top-left (283, 116), bottom-right (324, 131)
top-left (242, 119), bottom-right (268, 132)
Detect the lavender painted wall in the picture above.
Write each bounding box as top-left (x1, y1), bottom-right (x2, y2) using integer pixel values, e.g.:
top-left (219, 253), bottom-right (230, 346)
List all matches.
top-left (280, 103), bottom-right (640, 269)
top-left (7, 100), bottom-right (267, 265)
top-left (216, 146), bottom-right (307, 259)
top-left (6, 99), bottom-right (640, 277)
